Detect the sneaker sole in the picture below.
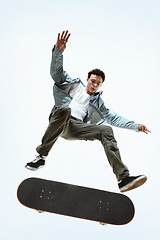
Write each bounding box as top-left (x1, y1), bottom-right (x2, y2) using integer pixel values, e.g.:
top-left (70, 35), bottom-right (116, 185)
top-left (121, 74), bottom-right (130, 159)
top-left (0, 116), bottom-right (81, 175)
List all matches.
top-left (25, 165), bottom-right (44, 171)
top-left (120, 175), bottom-right (147, 193)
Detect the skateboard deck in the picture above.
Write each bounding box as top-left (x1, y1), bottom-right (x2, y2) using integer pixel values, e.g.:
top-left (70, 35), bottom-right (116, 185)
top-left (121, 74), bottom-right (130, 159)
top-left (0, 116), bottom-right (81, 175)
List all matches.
top-left (17, 177), bottom-right (135, 225)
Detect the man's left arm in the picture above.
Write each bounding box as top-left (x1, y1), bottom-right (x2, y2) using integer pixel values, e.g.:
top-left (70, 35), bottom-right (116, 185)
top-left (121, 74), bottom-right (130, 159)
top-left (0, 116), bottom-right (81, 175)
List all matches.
top-left (100, 102), bottom-right (151, 133)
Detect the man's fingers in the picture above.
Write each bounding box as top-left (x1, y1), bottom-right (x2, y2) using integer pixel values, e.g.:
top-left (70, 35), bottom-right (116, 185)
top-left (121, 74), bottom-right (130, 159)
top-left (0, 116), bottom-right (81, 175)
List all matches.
top-left (144, 130), bottom-right (149, 134)
top-left (146, 129), bottom-right (151, 134)
top-left (66, 33), bottom-right (71, 42)
top-left (57, 33), bottom-right (60, 41)
top-left (59, 30), bottom-right (70, 41)
top-left (143, 128), bottom-right (151, 134)
top-left (144, 126), bottom-right (151, 134)
top-left (64, 30), bottom-right (69, 40)
top-left (61, 31), bottom-right (65, 39)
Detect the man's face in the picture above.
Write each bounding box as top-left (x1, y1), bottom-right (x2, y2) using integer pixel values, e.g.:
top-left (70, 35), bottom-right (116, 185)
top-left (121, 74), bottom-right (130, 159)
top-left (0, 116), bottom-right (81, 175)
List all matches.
top-left (86, 74), bottom-right (103, 95)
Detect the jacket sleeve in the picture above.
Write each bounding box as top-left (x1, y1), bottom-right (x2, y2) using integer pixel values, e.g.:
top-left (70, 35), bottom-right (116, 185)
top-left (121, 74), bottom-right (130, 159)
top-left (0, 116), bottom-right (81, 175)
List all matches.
top-left (50, 45), bottom-right (72, 84)
top-left (106, 109), bottom-right (140, 131)
top-left (100, 102), bottom-right (140, 132)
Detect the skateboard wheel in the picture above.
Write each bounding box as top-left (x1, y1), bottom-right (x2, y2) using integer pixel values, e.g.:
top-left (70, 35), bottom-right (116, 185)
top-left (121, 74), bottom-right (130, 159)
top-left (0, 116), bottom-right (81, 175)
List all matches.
top-left (99, 222), bottom-right (107, 226)
top-left (37, 210), bottom-right (44, 213)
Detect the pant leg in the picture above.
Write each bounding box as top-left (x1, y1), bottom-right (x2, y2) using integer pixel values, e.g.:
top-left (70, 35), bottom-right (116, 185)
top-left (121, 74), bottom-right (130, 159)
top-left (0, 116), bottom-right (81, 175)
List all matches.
top-left (61, 120), bottom-right (129, 181)
top-left (36, 105), bottom-right (71, 156)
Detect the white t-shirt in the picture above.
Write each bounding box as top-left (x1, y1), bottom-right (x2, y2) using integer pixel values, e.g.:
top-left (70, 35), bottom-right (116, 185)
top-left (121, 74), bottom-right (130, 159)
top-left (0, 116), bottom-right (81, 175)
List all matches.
top-left (69, 82), bottom-right (91, 121)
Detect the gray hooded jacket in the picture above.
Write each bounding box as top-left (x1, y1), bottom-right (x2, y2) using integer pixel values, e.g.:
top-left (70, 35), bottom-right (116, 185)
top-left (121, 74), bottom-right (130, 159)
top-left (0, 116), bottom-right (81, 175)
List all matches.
top-left (50, 45), bottom-right (139, 132)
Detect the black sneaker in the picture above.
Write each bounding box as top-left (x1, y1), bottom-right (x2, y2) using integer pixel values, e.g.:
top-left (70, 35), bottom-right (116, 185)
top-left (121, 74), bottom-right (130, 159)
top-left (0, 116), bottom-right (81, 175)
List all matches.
top-left (25, 155), bottom-right (45, 171)
top-left (118, 175), bottom-right (147, 193)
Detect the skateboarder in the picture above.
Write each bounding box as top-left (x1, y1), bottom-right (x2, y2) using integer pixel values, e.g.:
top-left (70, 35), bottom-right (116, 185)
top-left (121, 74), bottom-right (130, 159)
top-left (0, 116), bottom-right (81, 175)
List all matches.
top-left (25, 30), bottom-right (151, 192)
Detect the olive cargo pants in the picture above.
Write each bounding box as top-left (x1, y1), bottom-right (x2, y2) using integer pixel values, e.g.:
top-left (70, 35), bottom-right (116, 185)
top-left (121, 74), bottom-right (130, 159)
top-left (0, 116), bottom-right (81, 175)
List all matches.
top-left (36, 105), bottom-right (129, 181)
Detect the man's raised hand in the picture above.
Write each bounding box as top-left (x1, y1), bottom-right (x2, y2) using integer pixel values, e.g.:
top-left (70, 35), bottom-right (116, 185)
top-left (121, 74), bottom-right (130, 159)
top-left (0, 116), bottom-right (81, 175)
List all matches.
top-left (56, 30), bottom-right (71, 51)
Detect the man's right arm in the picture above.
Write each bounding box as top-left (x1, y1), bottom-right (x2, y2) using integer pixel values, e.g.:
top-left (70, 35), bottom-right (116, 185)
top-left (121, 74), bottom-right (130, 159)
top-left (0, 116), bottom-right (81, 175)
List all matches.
top-left (50, 45), bottom-right (65, 84)
top-left (50, 31), bottom-right (71, 84)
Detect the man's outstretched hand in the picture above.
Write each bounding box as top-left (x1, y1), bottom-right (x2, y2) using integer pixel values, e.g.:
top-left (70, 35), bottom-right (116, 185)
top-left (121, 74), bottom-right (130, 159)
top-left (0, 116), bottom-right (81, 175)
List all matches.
top-left (138, 124), bottom-right (151, 134)
top-left (56, 30), bottom-right (71, 51)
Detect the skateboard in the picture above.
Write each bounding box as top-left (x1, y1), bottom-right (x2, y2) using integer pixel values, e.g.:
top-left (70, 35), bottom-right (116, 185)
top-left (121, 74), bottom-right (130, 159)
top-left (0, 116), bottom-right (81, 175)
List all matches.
top-left (17, 177), bottom-right (135, 225)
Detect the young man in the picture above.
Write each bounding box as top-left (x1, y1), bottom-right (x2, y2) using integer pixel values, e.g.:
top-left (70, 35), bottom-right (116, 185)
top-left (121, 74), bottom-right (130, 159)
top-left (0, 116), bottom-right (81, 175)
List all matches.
top-left (25, 30), bottom-right (151, 193)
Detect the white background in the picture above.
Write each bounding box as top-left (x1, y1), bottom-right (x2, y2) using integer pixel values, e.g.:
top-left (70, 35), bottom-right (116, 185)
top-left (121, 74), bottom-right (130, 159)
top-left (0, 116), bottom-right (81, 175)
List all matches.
top-left (1, 0), bottom-right (159, 239)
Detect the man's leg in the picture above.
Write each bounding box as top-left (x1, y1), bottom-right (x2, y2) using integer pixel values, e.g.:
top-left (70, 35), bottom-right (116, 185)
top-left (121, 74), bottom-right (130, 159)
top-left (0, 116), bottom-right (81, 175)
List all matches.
top-left (36, 105), bottom-right (71, 156)
top-left (25, 105), bottom-right (71, 170)
top-left (61, 120), bottom-right (129, 182)
top-left (62, 120), bottom-right (147, 192)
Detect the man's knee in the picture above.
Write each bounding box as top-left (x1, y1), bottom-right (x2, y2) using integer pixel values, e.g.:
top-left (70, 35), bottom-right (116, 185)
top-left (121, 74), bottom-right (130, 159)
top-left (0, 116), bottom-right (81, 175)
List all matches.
top-left (58, 105), bottom-right (71, 115)
top-left (49, 105), bottom-right (71, 123)
top-left (100, 125), bottom-right (113, 135)
top-left (106, 125), bottom-right (113, 133)
top-left (54, 105), bottom-right (71, 117)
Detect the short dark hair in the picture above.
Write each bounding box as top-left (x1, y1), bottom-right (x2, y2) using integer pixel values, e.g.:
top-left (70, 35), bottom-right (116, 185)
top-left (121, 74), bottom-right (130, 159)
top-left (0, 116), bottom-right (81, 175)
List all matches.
top-left (88, 68), bottom-right (105, 82)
